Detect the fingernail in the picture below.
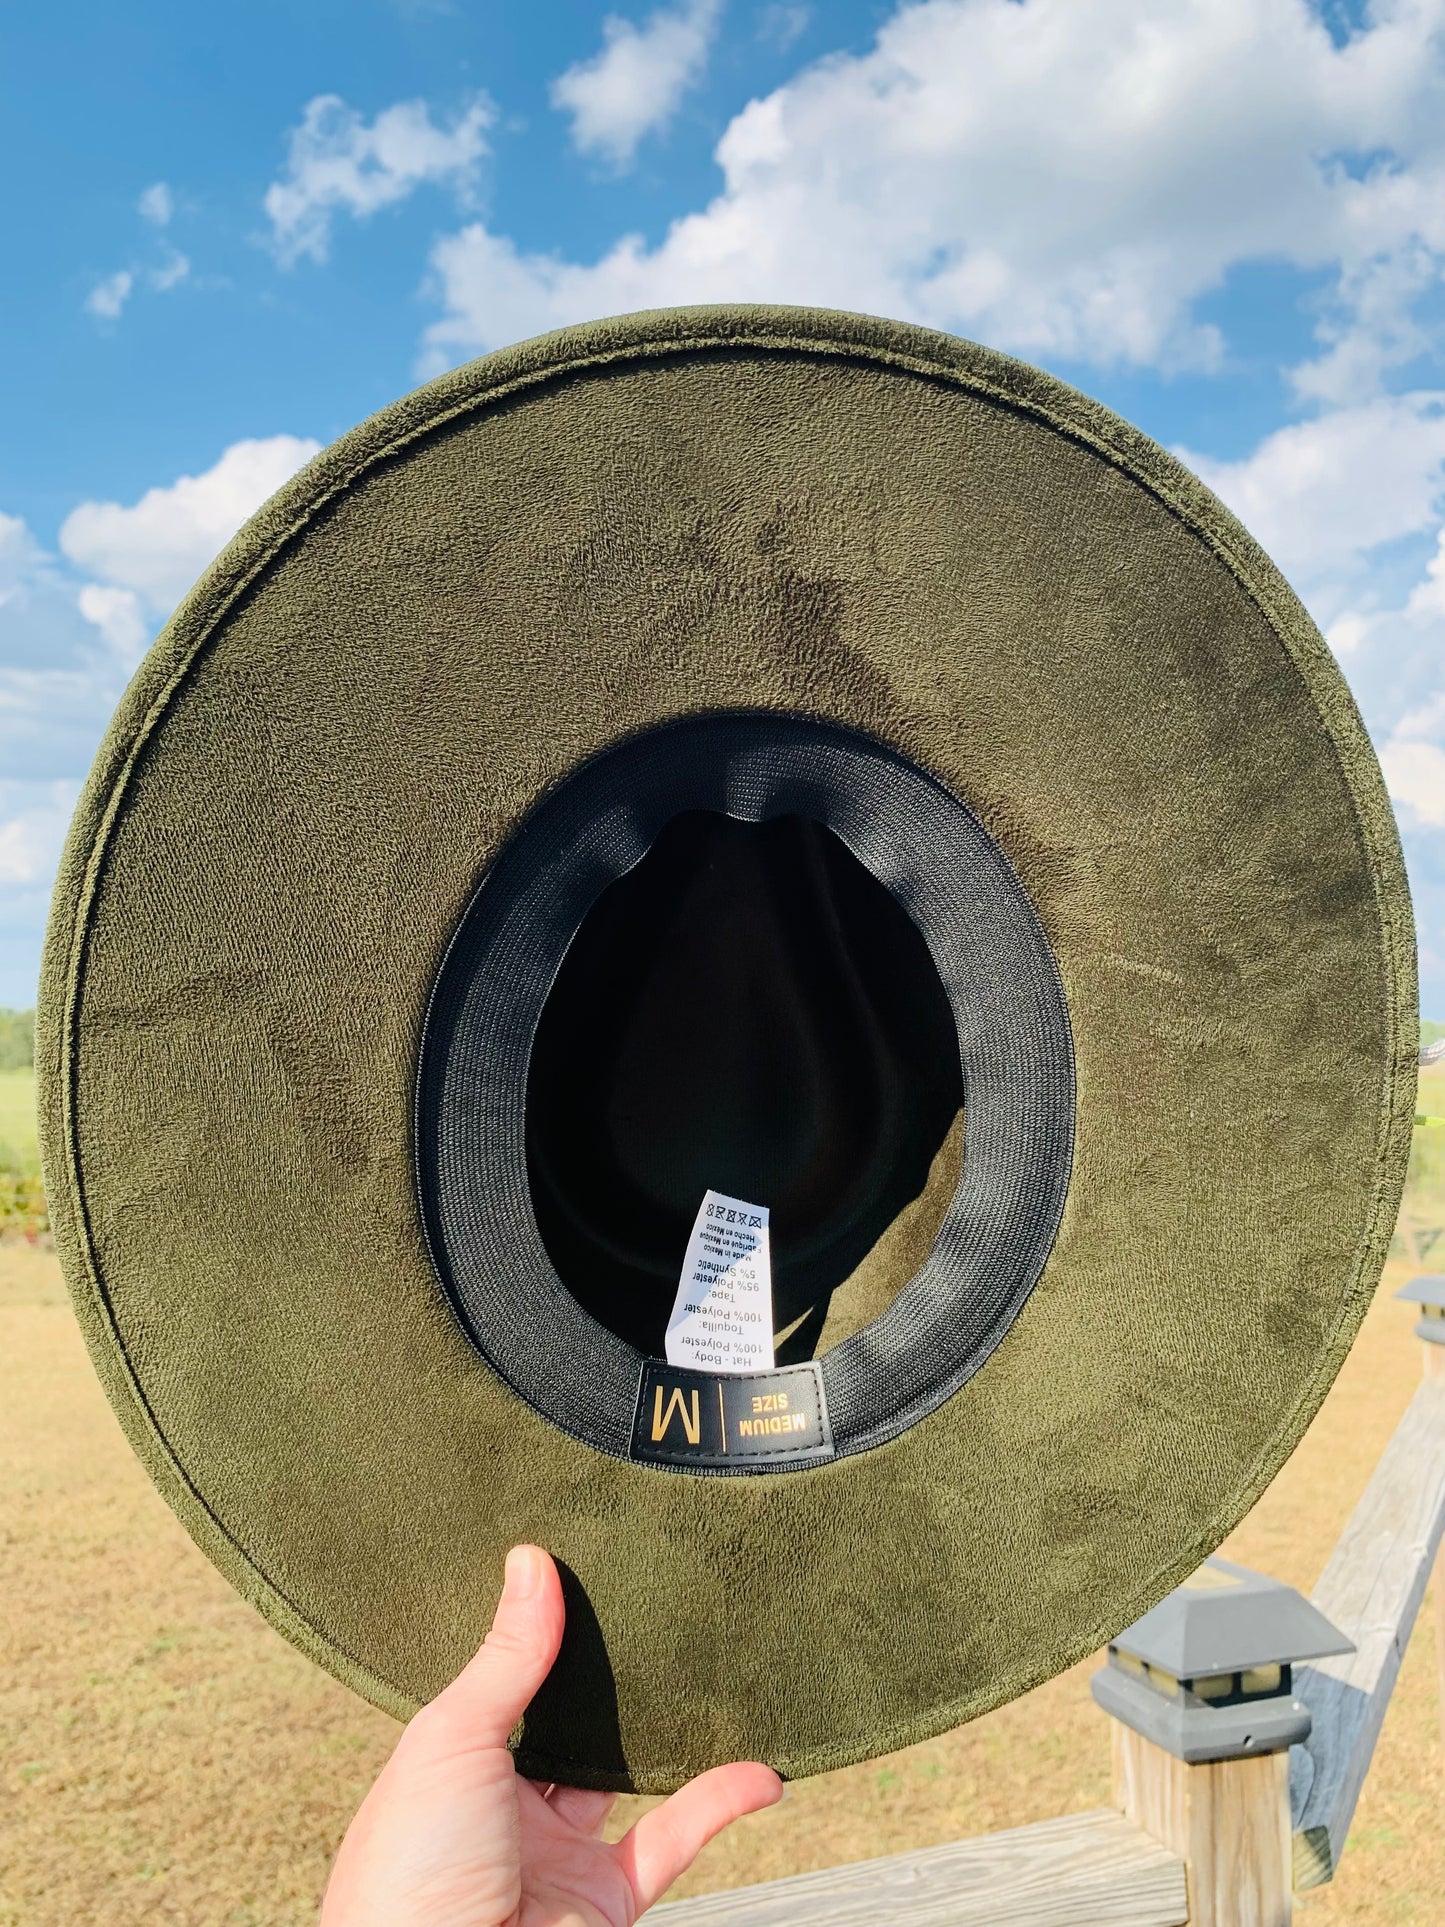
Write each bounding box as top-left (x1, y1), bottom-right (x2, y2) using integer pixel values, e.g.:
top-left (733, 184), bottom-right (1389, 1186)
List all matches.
top-left (506, 1545), bottom-right (542, 1599)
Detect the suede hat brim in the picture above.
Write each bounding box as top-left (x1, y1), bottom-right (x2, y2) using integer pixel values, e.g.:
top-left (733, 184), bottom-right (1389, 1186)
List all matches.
top-left (38, 305), bottom-right (1416, 1792)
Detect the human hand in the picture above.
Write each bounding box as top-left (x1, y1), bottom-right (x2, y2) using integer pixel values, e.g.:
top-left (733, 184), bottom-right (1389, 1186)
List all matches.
top-left (320, 1545), bottom-right (784, 1927)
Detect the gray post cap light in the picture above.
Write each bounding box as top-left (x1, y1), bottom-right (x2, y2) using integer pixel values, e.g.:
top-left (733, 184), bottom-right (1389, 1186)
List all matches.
top-left (1091, 1556), bottom-right (1353, 1764)
top-left (1395, 1275), bottom-right (1445, 1344)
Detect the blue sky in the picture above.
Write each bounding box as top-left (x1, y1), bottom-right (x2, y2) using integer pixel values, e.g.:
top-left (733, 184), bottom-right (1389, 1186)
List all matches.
top-left (3, 0), bottom-right (1445, 1012)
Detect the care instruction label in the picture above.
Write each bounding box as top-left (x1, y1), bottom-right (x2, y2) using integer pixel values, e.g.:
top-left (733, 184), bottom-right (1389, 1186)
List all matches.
top-left (665, 1190), bottom-right (773, 1374)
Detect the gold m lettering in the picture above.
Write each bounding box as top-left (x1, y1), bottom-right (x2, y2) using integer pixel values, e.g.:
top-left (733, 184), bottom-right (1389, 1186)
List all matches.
top-left (652, 1384), bottom-right (701, 1445)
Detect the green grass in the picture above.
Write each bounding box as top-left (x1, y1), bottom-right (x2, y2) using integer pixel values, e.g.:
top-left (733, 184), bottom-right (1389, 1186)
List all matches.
top-left (1392, 1062), bottom-right (1445, 1267)
top-left (0, 1005), bottom-right (34, 1073)
top-left (0, 1069), bottom-right (38, 1161)
top-left (0, 1069), bottom-right (45, 1235)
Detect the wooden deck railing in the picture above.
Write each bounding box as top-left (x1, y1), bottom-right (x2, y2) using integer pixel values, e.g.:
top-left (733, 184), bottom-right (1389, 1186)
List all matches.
top-left (1291, 1371), bottom-right (1445, 1888)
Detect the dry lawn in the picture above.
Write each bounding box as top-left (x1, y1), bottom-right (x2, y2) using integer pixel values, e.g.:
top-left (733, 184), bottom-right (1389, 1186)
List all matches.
top-left (4, 1085), bottom-right (1445, 1923)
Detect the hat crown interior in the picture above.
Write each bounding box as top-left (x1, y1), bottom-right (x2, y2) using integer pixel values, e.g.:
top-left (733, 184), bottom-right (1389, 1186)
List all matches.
top-left (526, 807), bottom-right (964, 1362)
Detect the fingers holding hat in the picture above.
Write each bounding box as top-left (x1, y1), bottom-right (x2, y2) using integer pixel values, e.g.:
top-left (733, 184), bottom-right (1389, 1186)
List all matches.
top-left (419, 1543), bottom-right (781, 1901)
top-left (426, 1544), bottom-right (566, 1751)
top-left (614, 1763), bottom-right (785, 1914)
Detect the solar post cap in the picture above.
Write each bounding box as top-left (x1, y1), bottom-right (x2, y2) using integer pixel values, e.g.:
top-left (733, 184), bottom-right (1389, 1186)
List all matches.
top-left (1396, 1276), bottom-right (1445, 1344)
top-left (1091, 1556), bottom-right (1353, 1765)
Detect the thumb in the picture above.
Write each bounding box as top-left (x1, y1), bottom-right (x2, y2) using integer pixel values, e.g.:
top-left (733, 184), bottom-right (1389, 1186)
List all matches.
top-left (424, 1544), bottom-right (566, 1750)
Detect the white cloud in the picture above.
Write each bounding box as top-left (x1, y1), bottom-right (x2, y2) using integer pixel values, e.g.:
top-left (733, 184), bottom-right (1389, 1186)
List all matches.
top-left (77, 584), bottom-right (149, 664)
top-left (151, 250), bottom-right (190, 292)
top-left (1291, 241), bottom-right (1443, 407)
top-left (0, 776), bottom-right (87, 1005)
top-left (758, 4), bottom-right (810, 53)
top-left (0, 515), bottom-right (101, 670)
top-left (1319, 537), bottom-right (1445, 756)
top-left (0, 513), bottom-right (135, 789)
top-left (265, 93), bottom-right (492, 266)
top-left (1381, 738), bottom-right (1445, 827)
top-left (1343, 535), bottom-right (1445, 786)
top-left (1408, 526), bottom-right (1445, 621)
top-left (0, 511), bottom-right (46, 601)
top-left (550, 0), bottom-right (722, 169)
top-left (1177, 394), bottom-right (1445, 594)
top-left (1392, 679), bottom-right (1445, 744)
top-left (0, 782), bottom-right (81, 887)
top-left (423, 0), bottom-right (1445, 380)
top-left (1324, 609), bottom-right (1373, 656)
top-left (85, 270), bottom-right (133, 320)
top-left (59, 435), bottom-right (322, 613)
top-left (83, 187), bottom-right (189, 325)
top-left (138, 181), bottom-right (173, 227)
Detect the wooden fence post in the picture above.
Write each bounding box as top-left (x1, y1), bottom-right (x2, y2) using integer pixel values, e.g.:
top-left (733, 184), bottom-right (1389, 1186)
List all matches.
top-left (1093, 1557), bottom-right (1352, 1926)
top-left (1111, 1725), bottom-right (1290, 1927)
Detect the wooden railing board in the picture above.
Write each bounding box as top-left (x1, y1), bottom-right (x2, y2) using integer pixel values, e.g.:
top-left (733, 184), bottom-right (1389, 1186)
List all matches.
top-left (650, 1807), bottom-right (1187, 1927)
top-left (1289, 1375), bottom-right (1445, 1889)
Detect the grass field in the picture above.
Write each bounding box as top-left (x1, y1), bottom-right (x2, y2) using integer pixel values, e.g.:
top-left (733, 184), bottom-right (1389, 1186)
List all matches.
top-left (0, 1071), bottom-right (38, 1154)
top-left (3, 1069), bottom-right (1445, 1924)
top-left (0, 1070), bottom-right (45, 1236)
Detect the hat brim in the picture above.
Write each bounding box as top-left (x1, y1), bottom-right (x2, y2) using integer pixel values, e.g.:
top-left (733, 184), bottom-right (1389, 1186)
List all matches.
top-left (38, 306), bottom-right (1416, 1790)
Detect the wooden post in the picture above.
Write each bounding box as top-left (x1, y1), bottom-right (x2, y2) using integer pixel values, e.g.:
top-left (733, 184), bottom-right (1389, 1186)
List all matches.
top-left (1111, 1721), bottom-right (1292, 1926)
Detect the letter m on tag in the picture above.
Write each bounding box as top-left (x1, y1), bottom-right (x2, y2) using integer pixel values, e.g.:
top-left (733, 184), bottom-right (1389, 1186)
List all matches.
top-left (651, 1384), bottom-right (701, 1446)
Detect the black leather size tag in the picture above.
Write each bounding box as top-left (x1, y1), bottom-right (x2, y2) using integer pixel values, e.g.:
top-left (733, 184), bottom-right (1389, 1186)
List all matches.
top-left (630, 1360), bottom-right (834, 1472)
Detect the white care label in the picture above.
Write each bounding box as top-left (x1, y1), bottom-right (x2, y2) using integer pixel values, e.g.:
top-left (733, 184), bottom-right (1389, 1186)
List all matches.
top-left (665, 1190), bottom-right (774, 1374)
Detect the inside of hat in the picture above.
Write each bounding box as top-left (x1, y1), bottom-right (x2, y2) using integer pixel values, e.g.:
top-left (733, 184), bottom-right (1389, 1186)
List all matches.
top-left (525, 811), bottom-right (965, 1364)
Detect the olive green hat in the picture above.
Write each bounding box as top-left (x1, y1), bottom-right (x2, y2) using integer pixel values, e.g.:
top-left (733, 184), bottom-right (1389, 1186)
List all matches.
top-left (38, 305), bottom-right (1416, 1794)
